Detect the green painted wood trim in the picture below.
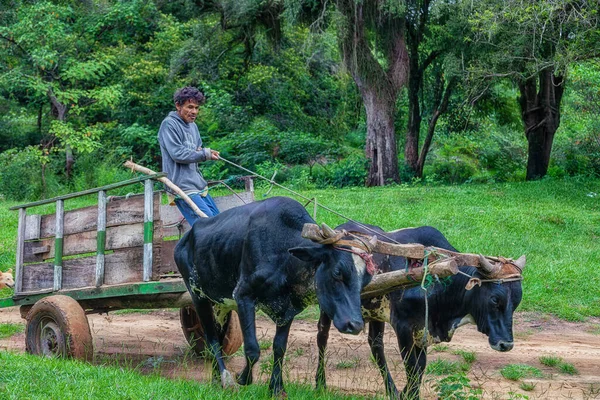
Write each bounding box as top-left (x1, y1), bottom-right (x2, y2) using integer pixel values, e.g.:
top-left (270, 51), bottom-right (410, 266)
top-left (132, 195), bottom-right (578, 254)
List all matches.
top-left (6, 280), bottom-right (188, 308)
top-left (97, 230), bottom-right (106, 255)
top-left (10, 173), bottom-right (166, 210)
top-left (54, 237), bottom-right (63, 267)
top-left (144, 221), bottom-right (153, 244)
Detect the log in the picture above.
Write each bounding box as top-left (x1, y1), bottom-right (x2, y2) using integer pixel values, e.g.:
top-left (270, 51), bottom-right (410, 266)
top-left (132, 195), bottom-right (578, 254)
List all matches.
top-left (301, 223), bottom-right (425, 259)
top-left (301, 223), bottom-right (508, 271)
top-left (425, 247), bottom-right (481, 268)
top-left (360, 258), bottom-right (459, 299)
top-left (123, 160), bottom-right (207, 218)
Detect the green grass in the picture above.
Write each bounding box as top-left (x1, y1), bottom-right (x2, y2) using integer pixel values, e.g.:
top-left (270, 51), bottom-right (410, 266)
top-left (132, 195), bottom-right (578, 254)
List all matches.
top-left (430, 344), bottom-right (450, 353)
top-left (453, 350), bottom-right (477, 364)
top-left (500, 364), bottom-right (544, 381)
top-left (0, 352), bottom-right (362, 400)
top-left (539, 356), bottom-right (579, 375)
top-left (539, 355), bottom-right (562, 367)
top-left (557, 362), bottom-right (578, 375)
top-left (335, 357), bottom-right (361, 370)
top-left (0, 323), bottom-right (24, 339)
top-left (558, 362), bottom-right (579, 375)
top-left (425, 358), bottom-right (461, 375)
top-left (519, 382), bottom-right (536, 391)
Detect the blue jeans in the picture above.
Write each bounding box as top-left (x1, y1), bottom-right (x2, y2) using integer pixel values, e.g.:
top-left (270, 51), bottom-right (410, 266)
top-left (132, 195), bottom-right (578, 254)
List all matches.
top-left (175, 193), bottom-right (220, 226)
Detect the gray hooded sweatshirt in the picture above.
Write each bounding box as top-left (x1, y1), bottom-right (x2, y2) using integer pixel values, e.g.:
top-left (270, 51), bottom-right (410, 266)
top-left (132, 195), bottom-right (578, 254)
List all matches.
top-left (158, 111), bottom-right (212, 194)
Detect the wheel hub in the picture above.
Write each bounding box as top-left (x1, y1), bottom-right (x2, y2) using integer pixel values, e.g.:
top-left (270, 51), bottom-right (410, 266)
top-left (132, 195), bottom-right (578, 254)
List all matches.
top-left (40, 320), bottom-right (65, 357)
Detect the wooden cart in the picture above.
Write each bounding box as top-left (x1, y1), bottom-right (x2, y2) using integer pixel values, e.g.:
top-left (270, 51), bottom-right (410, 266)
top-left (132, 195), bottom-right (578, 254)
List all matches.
top-left (0, 173), bottom-right (254, 360)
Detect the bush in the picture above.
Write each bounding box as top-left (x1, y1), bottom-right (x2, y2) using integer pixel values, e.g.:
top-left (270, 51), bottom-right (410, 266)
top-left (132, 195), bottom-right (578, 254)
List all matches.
top-left (0, 147), bottom-right (47, 201)
top-left (425, 157), bottom-right (479, 184)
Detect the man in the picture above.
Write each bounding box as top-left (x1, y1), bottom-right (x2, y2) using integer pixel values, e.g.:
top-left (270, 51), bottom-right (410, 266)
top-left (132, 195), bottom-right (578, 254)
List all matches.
top-left (158, 86), bottom-right (220, 225)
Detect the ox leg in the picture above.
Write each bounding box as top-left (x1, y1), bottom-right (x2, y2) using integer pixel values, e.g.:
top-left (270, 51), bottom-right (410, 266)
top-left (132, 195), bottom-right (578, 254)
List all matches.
top-left (236, 297), bottom-right (260, 386)
top-left (269, 321), bottom-right (292, 397)
top-left (396, 328), bottom-right (426, 400)
top-left (368, 321), bottom-right (399, 398)
top-left (315, 311), bottom-right (331, 390)
top-left (190, 297), bottom-right (235, 388)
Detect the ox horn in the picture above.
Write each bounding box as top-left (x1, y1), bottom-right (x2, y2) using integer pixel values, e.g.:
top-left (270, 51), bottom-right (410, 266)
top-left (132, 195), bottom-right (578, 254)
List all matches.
top-left (478, 254), bottom-right (500, 276)
top-left (321, 223), bottom-right (337, 238)
top-left (513, 255), bottom-right (526, 271)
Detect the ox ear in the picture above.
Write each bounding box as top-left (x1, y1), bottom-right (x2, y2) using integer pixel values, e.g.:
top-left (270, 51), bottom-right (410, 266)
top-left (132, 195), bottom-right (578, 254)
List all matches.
top-left (289, 246), bottom-right (328, 264)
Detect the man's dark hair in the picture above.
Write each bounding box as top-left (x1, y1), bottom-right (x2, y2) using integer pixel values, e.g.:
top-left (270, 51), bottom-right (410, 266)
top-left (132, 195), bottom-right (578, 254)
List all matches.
top-left (174, 87), bottom-right (205, 106)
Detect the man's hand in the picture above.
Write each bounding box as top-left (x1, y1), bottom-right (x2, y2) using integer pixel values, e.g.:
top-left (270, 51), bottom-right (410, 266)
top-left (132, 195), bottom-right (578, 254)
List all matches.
top-left (210, 149), bottom-right (220, 160)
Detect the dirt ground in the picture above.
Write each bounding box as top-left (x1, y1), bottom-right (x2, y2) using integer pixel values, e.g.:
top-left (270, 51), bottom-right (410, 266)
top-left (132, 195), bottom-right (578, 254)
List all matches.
top-left (2, 306), bottom-right (600, 399)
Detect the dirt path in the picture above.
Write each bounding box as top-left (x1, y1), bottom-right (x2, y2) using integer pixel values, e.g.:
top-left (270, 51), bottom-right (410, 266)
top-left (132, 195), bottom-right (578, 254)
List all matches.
top-left (2, 307), bottom-right (600, 399)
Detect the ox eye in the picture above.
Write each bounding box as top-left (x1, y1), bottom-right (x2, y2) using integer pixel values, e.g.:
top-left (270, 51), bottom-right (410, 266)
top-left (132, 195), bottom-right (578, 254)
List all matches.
top-left (490, 297), bottom-right (499, 306)
top-left (332, 267), bottom-right (343, 281)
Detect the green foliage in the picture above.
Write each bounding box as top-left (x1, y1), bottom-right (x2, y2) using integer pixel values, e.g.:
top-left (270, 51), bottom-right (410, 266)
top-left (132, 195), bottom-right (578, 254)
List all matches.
top-left (539, 356), bottom-right (562, 367)
top-left (519, 382), bottom-right (536, 391)
top-left (557, 362), bottom-right (578, 375)
top-left (453, 350), bottom-right (477, 364)
top-left (539, 356), bottom-right (579, 375)
top-left (426, 358), bottom-right (461, 375)
top-left (432, 373), bottom-right (483, 400)
top-left (0, 147), bottom-right (48, 200)
top-left (500, 364), bottom-right (543, 381)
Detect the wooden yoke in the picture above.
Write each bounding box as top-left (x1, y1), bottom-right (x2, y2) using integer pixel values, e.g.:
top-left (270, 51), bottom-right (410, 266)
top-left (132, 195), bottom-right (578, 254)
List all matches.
top-left (301, 223), bottom-right (425, 259)
top-left (360, 258), bottom-right (458, 299)
top-left (301, 223), bottom-right (525, 298)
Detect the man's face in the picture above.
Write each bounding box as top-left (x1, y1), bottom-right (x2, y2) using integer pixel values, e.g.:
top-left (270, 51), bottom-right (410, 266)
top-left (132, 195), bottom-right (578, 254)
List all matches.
top-left (176, 99), bottom-right (200, 123)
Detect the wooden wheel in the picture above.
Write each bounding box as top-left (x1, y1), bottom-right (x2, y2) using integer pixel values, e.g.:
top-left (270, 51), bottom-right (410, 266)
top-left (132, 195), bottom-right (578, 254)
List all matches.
top-left (179, 305), bottom-right (243, 357)
top-left (25, 295), bottom-right (93, 361)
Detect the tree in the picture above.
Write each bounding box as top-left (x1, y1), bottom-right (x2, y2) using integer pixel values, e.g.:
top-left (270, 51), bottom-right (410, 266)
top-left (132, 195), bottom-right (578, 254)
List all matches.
top-left (403, 0), bottom-right (466, 178)
top-left (0, 0), bottom-right (160, 178)
top-left (468, 0), bottom-right (600, 180)
top-left (334, 0), bottom-right (409, 185)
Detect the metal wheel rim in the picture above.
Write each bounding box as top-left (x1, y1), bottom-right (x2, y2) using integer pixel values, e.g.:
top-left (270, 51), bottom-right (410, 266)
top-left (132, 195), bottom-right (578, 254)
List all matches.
top-left (39, 318), bottom-right (65, 357)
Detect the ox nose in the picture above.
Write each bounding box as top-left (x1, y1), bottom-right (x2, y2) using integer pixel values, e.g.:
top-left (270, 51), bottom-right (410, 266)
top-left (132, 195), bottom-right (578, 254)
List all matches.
top-left (497, 341), bottom-right (514, 352)
top-left (341, 319), bottom-right (364, 335)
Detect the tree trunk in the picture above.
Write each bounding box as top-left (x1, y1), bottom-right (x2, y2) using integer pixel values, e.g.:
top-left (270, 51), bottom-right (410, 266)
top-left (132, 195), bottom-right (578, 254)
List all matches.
top-left (48, 88), bottom-right (74, 179)
top-left (405, 59), bottom-right (421, 174)
top-left (518, 68), bottom-right (564, 180)
top-left (415, 76), bottom-right (454, 177)
top-left (337, 0), bottom-right (409, 186)
top-left (363, 89), bottom-right (399, 186)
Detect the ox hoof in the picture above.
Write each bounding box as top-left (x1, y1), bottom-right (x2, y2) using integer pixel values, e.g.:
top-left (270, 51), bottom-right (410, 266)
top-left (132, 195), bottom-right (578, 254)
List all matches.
top-left (221, 370), bottom-right (238, 390)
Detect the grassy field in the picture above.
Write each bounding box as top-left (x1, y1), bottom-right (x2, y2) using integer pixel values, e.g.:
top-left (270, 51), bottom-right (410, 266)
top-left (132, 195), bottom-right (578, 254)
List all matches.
top-left (0, 351), bottom-right (361, 400)
top-left (1, 177), bottom-right (599, 319)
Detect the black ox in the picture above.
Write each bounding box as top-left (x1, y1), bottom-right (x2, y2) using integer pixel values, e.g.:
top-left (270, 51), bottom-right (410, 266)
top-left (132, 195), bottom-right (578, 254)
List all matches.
top-left (174, 197), bottom-right (373, 397)
top-left (316, 222), bottom-right (525, 399)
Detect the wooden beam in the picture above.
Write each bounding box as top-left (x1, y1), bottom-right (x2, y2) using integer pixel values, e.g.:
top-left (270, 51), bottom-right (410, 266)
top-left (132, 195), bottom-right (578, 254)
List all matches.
top-left (360, 258), bottom-right (458, 299)
top-left (54, 200), bottom-right (64, 291)
top-left (10, 173), bottom-right (165, 210)
top-left (14, 208), bottom-right (26, 294)
top-left (301, 223), bottom-right (426, 259)
top-left (143, 180), bottom-right (154, 282)
top-left (95, 190), bottom-right (107, 287)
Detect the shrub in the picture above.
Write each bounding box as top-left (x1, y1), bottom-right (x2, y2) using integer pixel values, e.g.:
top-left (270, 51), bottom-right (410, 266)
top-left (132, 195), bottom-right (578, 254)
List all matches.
top-left (329, 153), bottom-right (368, 188)
top-left (0, 147), bottom-right (47, 200)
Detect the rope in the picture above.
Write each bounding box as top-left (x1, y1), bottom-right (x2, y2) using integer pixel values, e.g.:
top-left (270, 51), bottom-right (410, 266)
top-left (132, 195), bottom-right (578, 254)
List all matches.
top-left (334, 246), bottom-right (377, 275)
top-left (218, 156), bottom-right (402, 245)
top-left (420, 252), bottom-right (431, 348)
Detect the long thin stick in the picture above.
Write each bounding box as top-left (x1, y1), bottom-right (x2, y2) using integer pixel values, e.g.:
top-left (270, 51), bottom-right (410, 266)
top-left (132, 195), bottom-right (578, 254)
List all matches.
top-left (123, 160), bottom-right (208, 218)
